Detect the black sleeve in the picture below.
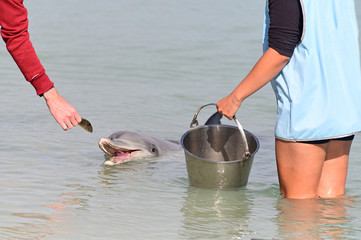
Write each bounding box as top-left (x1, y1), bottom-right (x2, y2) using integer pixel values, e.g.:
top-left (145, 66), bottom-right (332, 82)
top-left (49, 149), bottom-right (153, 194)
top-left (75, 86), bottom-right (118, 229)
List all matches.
top-left (268, 0), bottom-right (303, 58)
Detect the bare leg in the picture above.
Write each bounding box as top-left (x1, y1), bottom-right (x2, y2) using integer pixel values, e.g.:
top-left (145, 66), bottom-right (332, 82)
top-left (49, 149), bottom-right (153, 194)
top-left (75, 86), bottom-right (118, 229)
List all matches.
top-left (275, 138), bottom-right (352, 199)
top-left (318, 139), bottom-right (352, 198)
top-left (276, 139), bottom-right (327, 199)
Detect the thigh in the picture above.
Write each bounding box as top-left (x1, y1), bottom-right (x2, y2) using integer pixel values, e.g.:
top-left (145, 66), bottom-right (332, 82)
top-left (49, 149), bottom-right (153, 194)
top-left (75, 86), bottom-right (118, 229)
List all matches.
top-left (275, 139), bottom-right (328, 199)
top-left (318, 139), bottom-right (352, 198)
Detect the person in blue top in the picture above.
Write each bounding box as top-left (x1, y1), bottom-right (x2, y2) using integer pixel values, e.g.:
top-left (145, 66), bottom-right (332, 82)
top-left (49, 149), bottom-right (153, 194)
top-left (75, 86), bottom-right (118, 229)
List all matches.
top-left (217, 0), bottom-right (361, 199)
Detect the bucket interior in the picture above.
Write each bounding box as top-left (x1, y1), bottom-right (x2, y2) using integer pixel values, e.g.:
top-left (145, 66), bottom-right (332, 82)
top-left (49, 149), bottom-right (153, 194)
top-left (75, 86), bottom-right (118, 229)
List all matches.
top-left (181, 125), bottom-right (259, 162)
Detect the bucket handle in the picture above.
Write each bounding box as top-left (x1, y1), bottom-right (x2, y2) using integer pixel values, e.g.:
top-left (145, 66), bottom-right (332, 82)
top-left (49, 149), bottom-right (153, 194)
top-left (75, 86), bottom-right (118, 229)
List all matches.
top-left (190, 103), bottom-right (251, 159)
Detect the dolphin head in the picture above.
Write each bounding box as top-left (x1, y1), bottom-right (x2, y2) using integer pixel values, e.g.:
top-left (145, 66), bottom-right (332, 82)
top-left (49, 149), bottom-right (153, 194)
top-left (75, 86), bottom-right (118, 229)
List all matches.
top-left (98, 131), bottom-right (164, 165)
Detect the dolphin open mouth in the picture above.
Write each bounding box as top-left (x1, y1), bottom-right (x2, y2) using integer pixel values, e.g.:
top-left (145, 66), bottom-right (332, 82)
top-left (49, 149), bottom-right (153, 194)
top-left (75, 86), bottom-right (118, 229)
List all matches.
top-left (98, 138), bottom-right (140, 164)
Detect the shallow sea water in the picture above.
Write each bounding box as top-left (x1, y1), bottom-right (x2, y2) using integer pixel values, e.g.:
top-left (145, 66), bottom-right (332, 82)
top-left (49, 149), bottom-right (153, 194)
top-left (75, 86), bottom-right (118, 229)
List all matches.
top-left (1, 0), bottom-right (361, 239)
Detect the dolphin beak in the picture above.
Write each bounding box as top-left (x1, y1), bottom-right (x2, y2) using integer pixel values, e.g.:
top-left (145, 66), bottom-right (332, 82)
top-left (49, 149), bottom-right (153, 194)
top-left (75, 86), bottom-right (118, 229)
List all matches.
top-left (98, 138), bottom-right (140, 164)
top-left (98, 138), bottom-right (118, 156)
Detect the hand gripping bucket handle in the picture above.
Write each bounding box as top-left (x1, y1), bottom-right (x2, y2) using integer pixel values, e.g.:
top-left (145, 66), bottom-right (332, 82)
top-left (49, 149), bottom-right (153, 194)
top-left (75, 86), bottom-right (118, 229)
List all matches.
top-left (189, 103), bottom-right (251, 160)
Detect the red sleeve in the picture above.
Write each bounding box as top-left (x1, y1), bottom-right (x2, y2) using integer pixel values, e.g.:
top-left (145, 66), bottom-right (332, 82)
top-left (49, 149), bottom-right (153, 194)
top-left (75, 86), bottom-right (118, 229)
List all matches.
top-left (0, 0), bottom-right (54, 95)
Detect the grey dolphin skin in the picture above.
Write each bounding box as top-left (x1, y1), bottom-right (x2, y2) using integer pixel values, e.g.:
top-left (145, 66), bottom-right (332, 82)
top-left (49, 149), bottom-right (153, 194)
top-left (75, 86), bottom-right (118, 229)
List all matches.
top-left (98, 131), bottom-right (181, 165)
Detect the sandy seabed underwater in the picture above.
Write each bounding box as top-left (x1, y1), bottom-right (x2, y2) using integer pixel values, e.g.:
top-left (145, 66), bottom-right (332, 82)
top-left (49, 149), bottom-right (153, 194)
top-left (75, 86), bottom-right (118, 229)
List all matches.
top-left (1, 0), bottom-right (361, 239)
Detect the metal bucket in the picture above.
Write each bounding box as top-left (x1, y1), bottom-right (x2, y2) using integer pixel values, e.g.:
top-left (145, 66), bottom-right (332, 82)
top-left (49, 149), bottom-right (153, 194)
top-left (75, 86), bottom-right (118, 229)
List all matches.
top-left (181, 103), bottom-right (260, 188)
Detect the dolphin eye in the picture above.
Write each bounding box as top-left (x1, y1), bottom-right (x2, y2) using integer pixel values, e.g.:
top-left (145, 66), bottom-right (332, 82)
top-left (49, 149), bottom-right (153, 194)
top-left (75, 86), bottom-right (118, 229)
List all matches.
top-left (151, 148), bottom-right (156, 153)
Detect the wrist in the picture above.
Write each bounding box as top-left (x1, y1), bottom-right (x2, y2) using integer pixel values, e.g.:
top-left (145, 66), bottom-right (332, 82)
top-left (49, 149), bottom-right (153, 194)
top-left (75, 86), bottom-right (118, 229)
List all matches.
top-left (42, 87), bottom-right (58, 101)
top-left (230, 89), bottom-right (245, 106)
top-left (40, 86), bottom-right (55, 97)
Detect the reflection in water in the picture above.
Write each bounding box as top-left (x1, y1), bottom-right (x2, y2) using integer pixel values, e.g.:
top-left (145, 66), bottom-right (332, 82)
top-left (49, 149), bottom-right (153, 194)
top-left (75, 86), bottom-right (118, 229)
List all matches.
top-left (180, 187), bottom-right (253, 239)
top-left (97, 159), bottom-right (158, 186)
top-left (276, 197), bottom-right (354, 239)
top-left (2, 184), bottom-right (92, 239)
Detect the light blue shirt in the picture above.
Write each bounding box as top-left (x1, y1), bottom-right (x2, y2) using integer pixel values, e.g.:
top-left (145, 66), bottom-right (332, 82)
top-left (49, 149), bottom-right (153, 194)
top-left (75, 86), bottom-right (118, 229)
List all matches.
top-left (263, 0), bottom-right (361, 141)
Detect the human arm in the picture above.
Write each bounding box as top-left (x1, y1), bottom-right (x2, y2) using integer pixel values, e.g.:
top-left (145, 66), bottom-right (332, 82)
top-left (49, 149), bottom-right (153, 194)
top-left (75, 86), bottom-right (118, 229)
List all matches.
top-left (0, 0), bottom-right (54, 94)
top-left (217, 48), bottom-right (290, 119)
top-left (217, 0), bottom-right (302, 119)
top-left (0, 0), bottom-right (81, 130)
top-left (43, 87), bottom-right (81, 130)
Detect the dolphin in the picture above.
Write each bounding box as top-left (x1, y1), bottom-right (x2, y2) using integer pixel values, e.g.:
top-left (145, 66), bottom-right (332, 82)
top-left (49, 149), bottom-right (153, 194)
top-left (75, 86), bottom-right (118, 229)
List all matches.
top-left (98, 131), bottom-right (181, 165)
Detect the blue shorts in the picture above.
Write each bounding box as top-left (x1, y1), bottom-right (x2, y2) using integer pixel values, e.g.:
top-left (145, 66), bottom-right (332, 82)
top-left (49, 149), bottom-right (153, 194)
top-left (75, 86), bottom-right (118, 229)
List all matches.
top-left (297, 135), bottom-right (355, 144)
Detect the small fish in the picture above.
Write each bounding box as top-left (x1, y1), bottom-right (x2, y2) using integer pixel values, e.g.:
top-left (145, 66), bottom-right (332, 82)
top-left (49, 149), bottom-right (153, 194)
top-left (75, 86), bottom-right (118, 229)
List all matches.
top-left (79, 118), bottom-right (93, 133)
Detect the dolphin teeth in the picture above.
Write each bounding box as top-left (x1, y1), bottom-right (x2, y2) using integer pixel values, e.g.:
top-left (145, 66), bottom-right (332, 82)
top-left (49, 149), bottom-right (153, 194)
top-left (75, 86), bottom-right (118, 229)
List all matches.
top-left (98, 138), bottom-right (132, 156)
top-left (99, 138), bottom-right (142, 164)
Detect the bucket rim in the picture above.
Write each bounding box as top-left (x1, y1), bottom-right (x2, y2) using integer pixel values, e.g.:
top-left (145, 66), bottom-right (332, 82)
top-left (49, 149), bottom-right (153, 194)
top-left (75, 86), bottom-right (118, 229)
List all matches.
top-left (180, 124), bottom-right (260, 163)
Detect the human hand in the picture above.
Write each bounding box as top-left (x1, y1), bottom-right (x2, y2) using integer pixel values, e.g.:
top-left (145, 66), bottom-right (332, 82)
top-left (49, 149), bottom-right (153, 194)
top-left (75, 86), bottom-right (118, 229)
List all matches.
top-left (216, 93), bottom-right (242, 120)
top-left (43, 87), bottom-right (81, 130)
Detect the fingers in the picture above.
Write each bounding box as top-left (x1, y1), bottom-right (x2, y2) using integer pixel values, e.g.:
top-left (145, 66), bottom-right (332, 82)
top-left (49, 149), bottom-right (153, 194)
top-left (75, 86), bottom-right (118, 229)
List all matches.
top-left (218, 107), bottom-right (234, 120)
top-left (75, 112), bottom-right (82, 123)
top-left (216, 103), bottom-right (232, 120)
top-left (60, 118), bottom-right (76, 131)
top-left (60, 122), bottom-right (68, 131)
top-left (61, 111), bottom-right (82, 131)
top-left (43, 87), bottom-right (83, 131)
top-left (216, 95), bottom-right (240, 120)
top-left (62, 117), bottom-right (79, 131)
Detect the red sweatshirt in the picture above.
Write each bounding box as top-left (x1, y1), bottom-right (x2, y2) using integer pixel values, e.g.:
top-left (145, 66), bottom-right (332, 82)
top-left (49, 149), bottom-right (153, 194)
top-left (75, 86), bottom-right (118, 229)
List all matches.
top-left (0, 0), bottom-right (54, 95)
